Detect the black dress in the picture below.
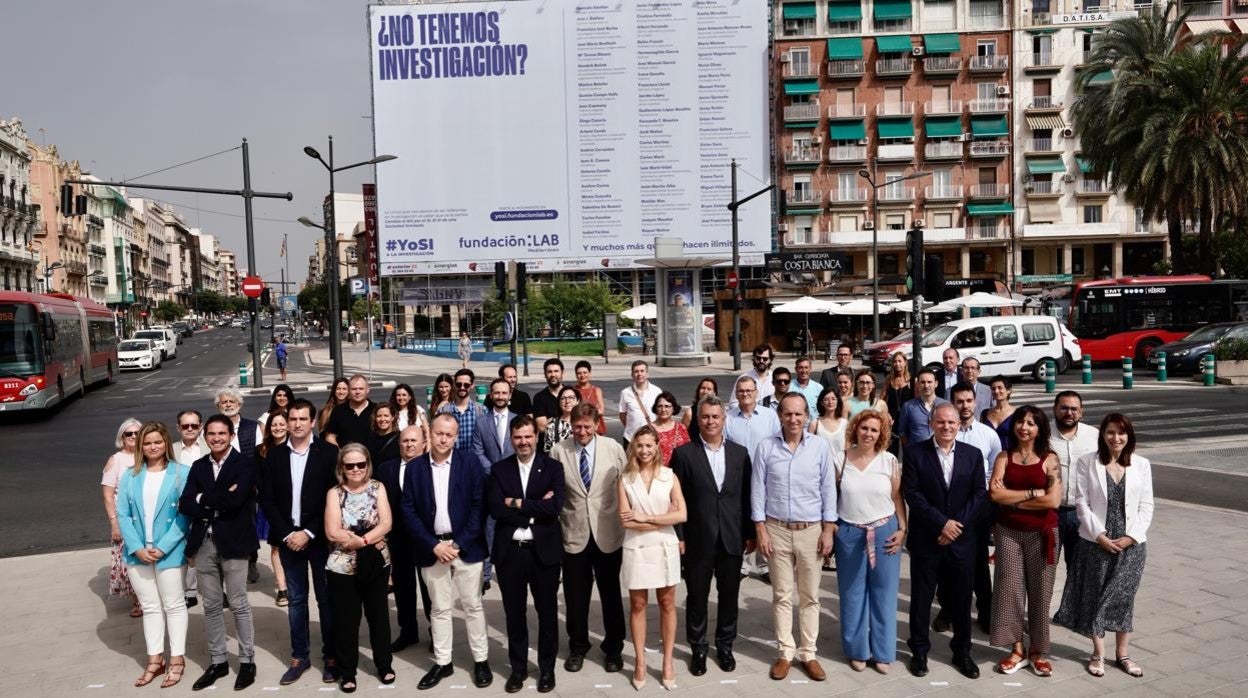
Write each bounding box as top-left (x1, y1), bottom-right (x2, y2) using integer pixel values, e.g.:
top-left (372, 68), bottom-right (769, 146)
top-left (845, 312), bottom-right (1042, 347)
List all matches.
top-left (1053, 472), bottom-right (1147, 637)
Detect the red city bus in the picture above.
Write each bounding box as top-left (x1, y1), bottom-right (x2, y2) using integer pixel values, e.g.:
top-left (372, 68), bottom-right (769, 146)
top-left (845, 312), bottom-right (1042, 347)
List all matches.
top-left (1068, 275), bottom-right (1248, 363)
top-left (0, 291), bottom-right (118, 412)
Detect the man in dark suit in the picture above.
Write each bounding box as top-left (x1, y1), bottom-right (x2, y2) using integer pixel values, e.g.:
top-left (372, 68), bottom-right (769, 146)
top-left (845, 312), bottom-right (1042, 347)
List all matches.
top-left (179, 414), bottom-right (260, 691)
top-left (259, 398), bottom-right (341, 686)
top-left (934, 348), bottom-right (961, 400)
top-left (670, 395), bottom-right (754, 676)
top-left (902, 403), bottom-right (985, 680)
top-left (374, 425), bottom-right (433, 653)
top-left (403, 413), bottom-right (492, 690)
top-left (488, 416), bottom-right (566, 694)
top-left (472, 378), bottom-right (518, 588)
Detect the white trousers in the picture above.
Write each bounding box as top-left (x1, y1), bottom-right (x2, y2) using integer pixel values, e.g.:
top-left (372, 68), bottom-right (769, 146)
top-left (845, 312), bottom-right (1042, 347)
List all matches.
top-left (128, 564), bottom-right (188, 656)
top-left (421, 558), bottom-right (488, 666)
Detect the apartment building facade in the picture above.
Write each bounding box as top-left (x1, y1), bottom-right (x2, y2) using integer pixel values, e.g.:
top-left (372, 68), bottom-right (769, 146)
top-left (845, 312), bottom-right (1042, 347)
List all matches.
top-left (0, 118), bottom-right (40, 292)
top-left (27, 142), bottom-right (91, 296)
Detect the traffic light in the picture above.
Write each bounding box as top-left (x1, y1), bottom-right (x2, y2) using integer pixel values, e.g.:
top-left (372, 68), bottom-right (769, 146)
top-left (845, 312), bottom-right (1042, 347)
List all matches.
top-left (75, 194), bottom-right (87, 216)
top-left (495, 261), bottom-right (507, 301)
top-left (516, 262), bottom-right (528, 304)
top-left (905, 225), bottom-right (924, 296)
top-left (60, 184), bottom-right (73, 218)
top-left (924, 254), bottom-right (945, 302)
top-left (260, 288), bottom-right (271, 306)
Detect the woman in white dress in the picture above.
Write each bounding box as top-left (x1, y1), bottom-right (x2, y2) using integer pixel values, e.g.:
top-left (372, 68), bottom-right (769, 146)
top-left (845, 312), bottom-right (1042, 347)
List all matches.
top-left (810, 386), bottom-right (848, 453)
top-left (618, 425), bottom-right (687, 690)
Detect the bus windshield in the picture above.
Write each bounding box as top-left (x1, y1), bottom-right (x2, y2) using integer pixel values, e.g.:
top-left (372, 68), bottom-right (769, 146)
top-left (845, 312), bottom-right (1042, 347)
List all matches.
top-left (0, 303), bottom-right (45, 376)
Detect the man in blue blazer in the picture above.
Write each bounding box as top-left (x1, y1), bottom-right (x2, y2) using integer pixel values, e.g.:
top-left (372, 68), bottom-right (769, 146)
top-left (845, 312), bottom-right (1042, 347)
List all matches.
top-left (374, 426), bottom-right (433, 654)
top-left (403, 413), bottom-right (492, 690)
top-left (179, 414), bottom-right (260, 691)
top-left (258, 399), bottom-right (341, 686)
top-left (488, 416), bottom-right (566, 694)
top-left (471, 378), bottom-right (517, 587)
top-left (902, 403), bottom-right (985, 680)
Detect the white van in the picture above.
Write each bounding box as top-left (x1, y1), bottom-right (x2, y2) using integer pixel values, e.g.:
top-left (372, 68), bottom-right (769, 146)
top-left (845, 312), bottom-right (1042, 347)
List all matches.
top-left (916, 315), bottom-right (1079, 380)
top-left (132, 328), bottom-right (178, 360)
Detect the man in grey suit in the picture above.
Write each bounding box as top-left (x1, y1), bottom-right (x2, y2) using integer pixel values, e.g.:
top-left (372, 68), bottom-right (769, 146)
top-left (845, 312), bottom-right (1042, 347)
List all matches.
top-left (471, 377), bottom-right (518, 588)
top-left (550, 403), bottom-right (627, 673)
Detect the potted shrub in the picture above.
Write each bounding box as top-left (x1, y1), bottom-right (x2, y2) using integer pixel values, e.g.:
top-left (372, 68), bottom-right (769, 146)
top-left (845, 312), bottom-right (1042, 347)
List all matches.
top-left (1212, 337), bottom-right (1248, 385)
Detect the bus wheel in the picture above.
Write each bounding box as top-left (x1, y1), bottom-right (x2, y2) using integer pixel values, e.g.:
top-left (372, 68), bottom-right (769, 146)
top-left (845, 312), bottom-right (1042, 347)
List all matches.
top-left (1136, 339), bottom-right (1162, 364)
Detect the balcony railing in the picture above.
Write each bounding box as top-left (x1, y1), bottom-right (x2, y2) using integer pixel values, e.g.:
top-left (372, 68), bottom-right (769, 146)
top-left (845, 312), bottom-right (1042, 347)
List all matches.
top-left (924, 100), bottom-right (963, 114)
top-left (969, 141), bottom-right (1010, 157)
top-left (876, 101), bottom-right (916, 116)
top-left (923, 56), bottom-right (962, 73)
top-left (784, 147), bottom-right (822, 165)
top-left (828, 103), bottom-right (868, 118)
top-left (88, 243), bottom-right (108, 257)
top-left (1025, 138), bottom-right (1059, 152)
top-left (1025, 180), bottom-right (1062, 195)
top-left (65, 260), bottom-right (89, 275)
top-left (875, 58), bottom-right (914, 76)
top-left (968, 55), bottom-right (1009, 71)
top-left (828, 59), bottom-right (866, 78)
top-left (924, 18), bottom-right (957, 31)
top-left (925, 141), bottom-right (965, 159)
top-left (1026, 96), bottom-right (1064, 111)
top-left (967, 14), bottom-right (1005, 30)
top-left (925, 185), bottom-right (965, 200)
top-left (787, 189), bottom-right (823, 206)
top-left (879, 187), bottom-right (916, 202)
top-left (781, 62), bottom-right (819, 79)
top-left (829, 145), bottom-right (867, 162)
top-left (969, 98), bottom-right (1010, 112)
top-left (828, 20), bottom-right (862, 35)
top-left (970, 183), bottom-right (1010, 198)
top-left (1183, 1), bottom-right (1223, 17)
top-left (829, 188), bottom-right (869, 204)
top-left (1025, 52), bottom-right (1063, 70)
top-left (1077, 179), bottom-right (1113, 194)
top-left (90, 274), bottom-right (109, 286)
top-left (784, 102), bottom-right (822, 121)
top-left (877, 143), bottom-right (916, 161)
top-left (971, 224), bottom-right (1008, 239)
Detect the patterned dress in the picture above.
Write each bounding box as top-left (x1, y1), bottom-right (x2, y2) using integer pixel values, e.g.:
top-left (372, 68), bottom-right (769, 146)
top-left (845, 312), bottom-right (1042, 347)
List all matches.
top-left (327, 481), bottom-right (391, 575)
top-left (102, 451), bottom-right (136, 597)
top-left (656, 422), bottom-right (690, 466)
top-left (1053, 472), bottom-right (1147, 637)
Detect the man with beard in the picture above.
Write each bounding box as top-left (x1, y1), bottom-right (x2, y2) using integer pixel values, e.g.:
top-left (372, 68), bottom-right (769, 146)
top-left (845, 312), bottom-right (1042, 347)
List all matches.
top-left (819, 343), bottom-right (855, 389)
top-left (617, 360), bottom-right (662, 446)
top-left (531, 358), bottom-right (566, 446)
top-left (439, 369), bottom-right (487, 453)
top-left (499, 364), bottom-right (532, 417)
top-left (1049, 390), bottom-right (1099, 571)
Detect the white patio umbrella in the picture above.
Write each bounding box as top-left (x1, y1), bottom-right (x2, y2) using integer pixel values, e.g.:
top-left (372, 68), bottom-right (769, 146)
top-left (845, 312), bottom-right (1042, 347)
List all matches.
top-left (886, 300), bottom-right (961, 314)
top-left (832, 298), bottom-right (894, 316)
top-left (621, 302), bottom-right (657, 320)
top-left (771, 296), bottom-right (840, 347)
top-left (947, 291), bottom-right (1024, 308)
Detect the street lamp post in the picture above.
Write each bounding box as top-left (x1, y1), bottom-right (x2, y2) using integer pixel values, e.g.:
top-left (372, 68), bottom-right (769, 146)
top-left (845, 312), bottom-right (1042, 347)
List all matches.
top-left (303, 137), bottom-right (396, 380)
top-left (42, 261), bottom-right (65, 293)
top-left (858, 165), bottom-right (932, 343)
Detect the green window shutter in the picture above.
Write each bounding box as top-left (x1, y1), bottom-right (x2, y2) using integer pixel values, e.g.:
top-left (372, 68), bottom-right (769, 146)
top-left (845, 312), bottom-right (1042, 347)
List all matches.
top-left (877, 118), bottom-right (915, 139)
top-left (873, 0), bottom-right (914, 21)
top-left (827, 1), bottom-right (863, 21)
top-left (967, 203), bottom-right (1015, 215)
top-left (782, 2), bottom-right (817, 20)
top-left (1026, 157), bottom-right (1066, 174)
top-left (876, 35), bottom-right (914, 53)
top-left (922, 34), bottom-right (960, 54)
top-left (784, 79), bottom-right (821, 95)
top-left (924, 116), bottom-right (962, 138)
top-left (970, 115), bottom-right (1009, 137)
top-left (829, 120), bottom-right (867, 141)
top-left (826, 37), bottom-right (865, 60)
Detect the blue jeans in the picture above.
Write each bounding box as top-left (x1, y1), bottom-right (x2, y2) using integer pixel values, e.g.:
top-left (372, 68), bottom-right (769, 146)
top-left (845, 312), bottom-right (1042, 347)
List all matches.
top-left (835, 516), bottom-right (901, 663)
top-left (279, 543), bottom-right (334, 663)
top-left (1058, 506), bottom-right (1080, 573)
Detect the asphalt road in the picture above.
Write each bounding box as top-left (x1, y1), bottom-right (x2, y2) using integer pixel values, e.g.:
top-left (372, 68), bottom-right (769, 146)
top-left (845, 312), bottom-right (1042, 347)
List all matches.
top-left (2, 335), bottom-right (1245, 557)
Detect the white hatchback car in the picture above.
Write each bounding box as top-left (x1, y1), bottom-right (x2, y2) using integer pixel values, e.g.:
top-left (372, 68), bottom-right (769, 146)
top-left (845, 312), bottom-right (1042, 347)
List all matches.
top-left (118, 339), bottom-right (162, 371)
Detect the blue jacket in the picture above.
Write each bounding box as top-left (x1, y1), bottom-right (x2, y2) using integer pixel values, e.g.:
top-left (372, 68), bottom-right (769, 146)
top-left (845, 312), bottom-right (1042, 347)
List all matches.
top-left (401, 449), bottom-right (487, 568)
top-left (117, 462), bottom-right (193, 569)
top-left (471, 408), bottom-right (517, 473)
top-left (901, 439), bottom-right (986, 559)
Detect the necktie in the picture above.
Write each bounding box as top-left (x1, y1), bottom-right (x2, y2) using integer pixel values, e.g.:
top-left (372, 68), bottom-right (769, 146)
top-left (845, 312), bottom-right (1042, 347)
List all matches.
top-left (579, 448), bottom-right (591, 490)
top-left (497, 413), bottom-right (506, 450)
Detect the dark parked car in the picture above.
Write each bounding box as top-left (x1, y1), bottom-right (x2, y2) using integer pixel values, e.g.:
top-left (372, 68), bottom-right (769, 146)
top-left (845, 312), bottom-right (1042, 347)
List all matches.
top-left (172, 322), bottom-right (193, 338)
top-left (1149, 322), bottom-right (1248, 374)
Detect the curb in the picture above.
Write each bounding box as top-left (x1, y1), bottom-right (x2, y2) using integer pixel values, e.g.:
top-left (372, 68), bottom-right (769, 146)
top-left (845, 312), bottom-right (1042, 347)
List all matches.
top-left (240, 380), bottom-right (397, 397)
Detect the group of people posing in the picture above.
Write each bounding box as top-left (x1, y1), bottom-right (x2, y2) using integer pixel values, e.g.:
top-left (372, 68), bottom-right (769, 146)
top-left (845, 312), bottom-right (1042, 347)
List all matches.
top-left (100, 349), bottom-right (1153, 693)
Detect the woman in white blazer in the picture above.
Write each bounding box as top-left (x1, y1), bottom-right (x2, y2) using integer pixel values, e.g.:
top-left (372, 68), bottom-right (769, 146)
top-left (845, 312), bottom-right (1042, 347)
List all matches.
top-left (1053, 413), bottom-right (1153, 679)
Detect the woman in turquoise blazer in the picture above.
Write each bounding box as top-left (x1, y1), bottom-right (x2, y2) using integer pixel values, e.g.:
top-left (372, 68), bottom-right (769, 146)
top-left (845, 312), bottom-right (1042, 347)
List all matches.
top-left (116, 421), bottom-right (192, 688)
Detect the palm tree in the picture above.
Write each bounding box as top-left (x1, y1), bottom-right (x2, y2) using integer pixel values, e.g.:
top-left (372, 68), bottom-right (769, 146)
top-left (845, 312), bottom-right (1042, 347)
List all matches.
top-left (1070, 2), bottom-right (1248, 275)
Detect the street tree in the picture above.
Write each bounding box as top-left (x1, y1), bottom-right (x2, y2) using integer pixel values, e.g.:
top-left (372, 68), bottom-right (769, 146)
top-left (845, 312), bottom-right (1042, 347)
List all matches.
top-left (528, 278), bottom-right (629, 337)
top-left (153, 300), bottom-right (185, 323)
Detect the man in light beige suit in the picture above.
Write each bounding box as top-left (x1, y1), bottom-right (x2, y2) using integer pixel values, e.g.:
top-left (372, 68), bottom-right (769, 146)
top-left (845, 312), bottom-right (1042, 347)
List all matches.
top-left (551, 402), bottom-right (627, 674)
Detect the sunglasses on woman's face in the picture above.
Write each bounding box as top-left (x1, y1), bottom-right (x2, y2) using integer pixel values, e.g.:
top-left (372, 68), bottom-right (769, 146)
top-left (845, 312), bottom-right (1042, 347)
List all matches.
top-left (124, 431), bottom-right (139, 438)
top-left (343, 461), bottom-right (368, 471)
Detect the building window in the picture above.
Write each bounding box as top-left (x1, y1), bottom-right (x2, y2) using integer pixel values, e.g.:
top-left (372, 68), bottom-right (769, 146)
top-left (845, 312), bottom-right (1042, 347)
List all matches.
top-left (976, 39), bottom-right (997, 56)
top-left (789, 47), bottom-right (811, 75)
top-left (932, 211), bottom-right (954, 229)
top-left (782, 17), bottom-right (815, 37)
top-left (971, 251), bottom-right (990, 273)
top-left (794, 215), bottom-right (814, 244)
top-left (1083, 205), bottom-right (1103, 223)
top-left (1022, 248), bottom-right (1036, 275)
top-left (885, 213), bottom-right (906, 230)
top-left (1071, 247), bottom-right (1085, 274)
top-left (1032, 0), bottom-right (1051, 14)
top-left (838, 214), bottom-right (859, 232)
top-left (880, 254), bottom-right (900, 274)
top-left (976, 82), bottom-right (999, 101)
top-left (837, 172), bottom-right (858, 199)
top-left (793, 175), bottom-right (813, 199)
top-left (925, 0), bottom-right (955, 29)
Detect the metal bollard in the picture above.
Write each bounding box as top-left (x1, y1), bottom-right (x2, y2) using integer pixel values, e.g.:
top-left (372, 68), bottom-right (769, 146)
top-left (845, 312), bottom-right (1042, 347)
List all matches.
top-left (239, 362), bottom-right (249, 387)
top-left (1204, 354), bottom-right (1216, 386)
top-left (1045, 359), bottom-right (1057, 393)
top-left (1122, 357), bottom-right (1133, 389)
top-left (426, 385), bottom-right (433, 405)
top-left (1155, 351), bottom-right (1167, 382)
top-left (1082, 354), bottom-right (1093, 385)
top-left (476, 384), bottom-right (487, 404)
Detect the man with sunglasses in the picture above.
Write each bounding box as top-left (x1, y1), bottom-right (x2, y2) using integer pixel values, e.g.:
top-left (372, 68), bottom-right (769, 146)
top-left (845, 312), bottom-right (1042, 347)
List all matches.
top-left (173, 409), bottom-right (208, 608)
top-left (760, 367), bottom-right (792, 411)
top-left (439, 369), bottom-right (487, 454)
top-left (732, 343), bottom-right (775, 409)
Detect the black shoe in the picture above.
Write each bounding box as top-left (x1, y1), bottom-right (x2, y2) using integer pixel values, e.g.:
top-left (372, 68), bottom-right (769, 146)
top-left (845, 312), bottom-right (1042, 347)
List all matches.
top-left (418, 664), bottom-right (453, 690)
top-left (604, 654), bottom-right (624, 673)
top-left (473, 661), bottom-right (493, 688)
top-left (908, 654), bottom-right (929, 677)
top-left (322, 660), bottom-right (340, 683)
top-left (537, 672), bottom-right (556, 693)
top-left (233, 663), bottom-right (256, 691)
top-left (953, 654), bottom-right (980, 679)
top-left (279, 658), bottom-right (311, 685)
top-left (192, 662), bottom-right (229, 690)
top-left (564, 654), bottom-right (585, 672)
top-left (759, 573), bottom-right (772, 585)
top-left (716, 648), bottom-right (736, 673)
top-left (504, 670), bottom-right (527, 693)
top-left (482, 580), bottom-right (492, 593)
top-left (185, 596), bottom-right (198, 609)
top-left (391, 633), bottom-right (420, 652)
top-left (932, 611), bottom-right (951, 633)
top-left (690, 651), bottom-right (707, 676)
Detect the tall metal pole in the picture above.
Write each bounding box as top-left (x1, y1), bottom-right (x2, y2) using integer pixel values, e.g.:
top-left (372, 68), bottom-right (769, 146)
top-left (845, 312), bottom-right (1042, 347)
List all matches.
top-left (870, 161), bottom-right (880, 344)
top-left (730, 159), bottom-right (741, 372)
top-left (242, 139), bottom-right (264, 389)
top-left (326, 136), bottom-right (344, 380)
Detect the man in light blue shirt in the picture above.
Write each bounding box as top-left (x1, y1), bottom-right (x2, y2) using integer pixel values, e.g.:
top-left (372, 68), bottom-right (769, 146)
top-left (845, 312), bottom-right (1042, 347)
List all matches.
top-left (899, 368), bottom-right (949, 446)
top-left (750, 393), bottom-right (837, 681)
top-left (950, 383), bottom-right (1001, 484)
top-left (791, 356), bottom-right (823, 420)
top-left (726, 376), bottom-right (780, 582)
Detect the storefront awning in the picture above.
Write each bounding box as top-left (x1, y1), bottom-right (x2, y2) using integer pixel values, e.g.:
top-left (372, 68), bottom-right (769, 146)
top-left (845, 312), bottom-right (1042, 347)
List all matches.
top-left (784, 121), bottom-right (819, 129)
top-left (922, 34), bottom-right (960, 54)
top-left (873, 0), bottom-right (913, 21)
top-left (1025, 114), bottom-right (1066, 130)
top-left (970, 114), bottom-right (1009, 137)
top-left (782, 2), bottom-right (817, 20)
top-left (875, 35), bottom-right (914, 54)
top-left (784, 79), bottom-right (820, 95)
top-left (877, 118), bottom-right (915, 139)
top-left (827, 1), bottom-right (862, 22)
top-left (1185, 19), bottom-right (1228, 35)
top-left (1087, 69), bottom-right (1113, 86)
top-left (967, 202), bottom-right (1015, 215)
top-left (826, 37), bottom-right (864, 60)
top-left (924, 116), bottom-right (962, 138)
top-left (1026, 157), bottom-right (1066, 174)
top-left (829, 120), bottom-right (866, 141)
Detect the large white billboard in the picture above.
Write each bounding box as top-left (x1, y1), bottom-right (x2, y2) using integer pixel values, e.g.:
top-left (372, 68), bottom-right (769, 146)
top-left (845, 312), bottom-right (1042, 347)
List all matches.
top-left (369, 0), bottom-right (770, 275)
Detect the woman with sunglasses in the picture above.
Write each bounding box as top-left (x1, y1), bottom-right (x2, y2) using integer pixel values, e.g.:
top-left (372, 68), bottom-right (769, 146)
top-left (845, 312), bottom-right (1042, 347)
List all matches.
top-left (650, 391), bottom-right (690, 466)
top-left (258, 411), bottom-right (291, 607)
top-left (324, 444), bottom-right (395, 692)
top-left (542, 386), bottom-right (581, 454)
top-left (102, 417), bottom-right (144, 618)
top-left (319, 378), bottom-right (350, 435)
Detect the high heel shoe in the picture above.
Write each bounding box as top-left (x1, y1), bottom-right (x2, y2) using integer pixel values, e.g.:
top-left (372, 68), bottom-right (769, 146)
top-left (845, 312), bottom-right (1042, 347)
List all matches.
top-left (660, 673), bottom-right (677, 690)
top-left (631, 667), bottom-right (646, 691)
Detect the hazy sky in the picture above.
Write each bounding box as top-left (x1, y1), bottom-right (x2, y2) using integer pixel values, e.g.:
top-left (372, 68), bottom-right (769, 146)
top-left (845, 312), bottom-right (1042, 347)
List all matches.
top-left (3, 0), bottom-right (386, 286)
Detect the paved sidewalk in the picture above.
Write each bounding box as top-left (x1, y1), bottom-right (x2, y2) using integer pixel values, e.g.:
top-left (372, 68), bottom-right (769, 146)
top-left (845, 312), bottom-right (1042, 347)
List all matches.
top-left (5, 499), bottom-right (1247, 696)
